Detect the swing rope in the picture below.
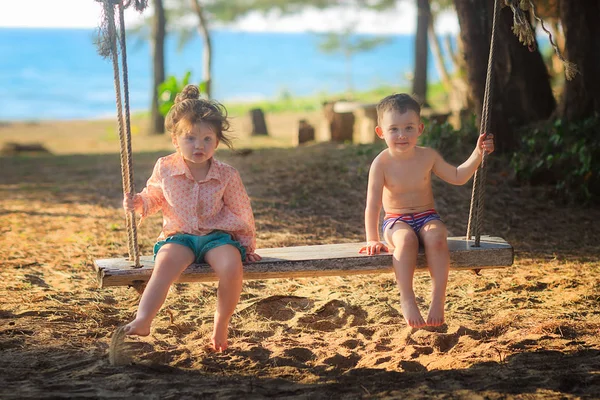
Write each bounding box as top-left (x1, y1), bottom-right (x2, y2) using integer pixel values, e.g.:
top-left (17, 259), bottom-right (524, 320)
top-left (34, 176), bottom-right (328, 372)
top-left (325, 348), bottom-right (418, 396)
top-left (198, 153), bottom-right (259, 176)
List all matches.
top-left (466, 0), bottom-right (576, 246)
top-left (94, 0), bottom-right (571, 261)
top-left (465, 0), bottom-right (500, 246)
top-left (96, 0), bottom-right (148, 267)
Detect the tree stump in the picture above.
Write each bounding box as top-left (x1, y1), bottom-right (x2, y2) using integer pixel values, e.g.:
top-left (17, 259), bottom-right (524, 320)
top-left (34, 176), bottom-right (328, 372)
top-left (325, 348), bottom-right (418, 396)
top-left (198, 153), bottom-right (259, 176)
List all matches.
top-left (321, 101), bottom-right (355, 143)
top-left (1, 142), bottom-right (52, 156)
top-left (355, 104), bottom-right (378, 144)
top-left (249, 108), bottom-right (268, 136)
top-left (295, 119), bottom-right (315, 146)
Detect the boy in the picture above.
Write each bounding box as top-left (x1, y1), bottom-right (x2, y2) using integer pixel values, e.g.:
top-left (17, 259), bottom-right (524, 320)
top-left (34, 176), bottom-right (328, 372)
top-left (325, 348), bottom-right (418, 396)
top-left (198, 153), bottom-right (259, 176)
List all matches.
top-left (360, 94), bottom-right (494, 328)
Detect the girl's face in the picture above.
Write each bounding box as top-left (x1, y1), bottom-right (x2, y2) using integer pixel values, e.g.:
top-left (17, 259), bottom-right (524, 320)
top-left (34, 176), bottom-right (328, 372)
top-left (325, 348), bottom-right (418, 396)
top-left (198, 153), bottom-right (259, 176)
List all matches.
top-left (172, 122), bottom-right (219, 167)
top-left (375, 109), bottom-right (424, 154)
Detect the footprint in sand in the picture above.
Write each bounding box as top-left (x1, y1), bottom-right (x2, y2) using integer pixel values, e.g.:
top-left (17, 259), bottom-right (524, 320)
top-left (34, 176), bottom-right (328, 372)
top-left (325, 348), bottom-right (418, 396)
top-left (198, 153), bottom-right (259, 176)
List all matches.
top-left (270, 347), bottom-right (316, 368)
top-left (403, 344), bottom-right (434, 359)
top-left (154, 321), bottom-right (197, 336)
top-left (321, 352), bottom-right (361, 369)
top-left (340, 339), bottom-right (361, 349)
top-left (235, 346), bottom-right (272, 363)
top-left (238, 295), bottom-right (313, 322)
top-left (297, 299), bottom-right (368, 332)
top-left (402, 325), bottom-right (481, 354)
top-left (399, 360), bottom-right (428, 372)
top-left (283, 347), bottom-right (315, 363)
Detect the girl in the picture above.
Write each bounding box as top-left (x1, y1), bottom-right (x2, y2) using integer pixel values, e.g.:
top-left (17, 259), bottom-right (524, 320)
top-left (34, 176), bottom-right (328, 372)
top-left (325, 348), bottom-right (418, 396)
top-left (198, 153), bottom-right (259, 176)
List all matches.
top-left (123, 85), bottom-right (261, 352)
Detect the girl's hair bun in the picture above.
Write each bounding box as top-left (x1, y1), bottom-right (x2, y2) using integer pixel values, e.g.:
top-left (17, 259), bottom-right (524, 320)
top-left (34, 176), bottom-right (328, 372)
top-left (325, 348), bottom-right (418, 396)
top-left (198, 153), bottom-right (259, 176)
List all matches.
top-left (174, 84), bottom-right (200, 105)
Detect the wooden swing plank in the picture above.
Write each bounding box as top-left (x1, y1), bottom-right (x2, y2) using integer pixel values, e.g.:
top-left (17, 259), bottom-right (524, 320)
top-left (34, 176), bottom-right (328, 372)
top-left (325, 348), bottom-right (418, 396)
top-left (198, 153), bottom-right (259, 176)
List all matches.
top-left (95, 236), bottom-right (513, 288)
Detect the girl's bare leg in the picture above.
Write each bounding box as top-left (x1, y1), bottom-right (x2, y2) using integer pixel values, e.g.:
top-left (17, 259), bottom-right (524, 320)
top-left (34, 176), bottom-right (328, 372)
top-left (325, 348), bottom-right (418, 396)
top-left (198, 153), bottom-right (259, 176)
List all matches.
top-left (385, 223), bottom-right (426, 328)
top-left (125, 243), bottom-right (195, 336)
top-left (204, 244), bottom-right (244, 352)
top-left (419, 221), bottom-right (449, 326)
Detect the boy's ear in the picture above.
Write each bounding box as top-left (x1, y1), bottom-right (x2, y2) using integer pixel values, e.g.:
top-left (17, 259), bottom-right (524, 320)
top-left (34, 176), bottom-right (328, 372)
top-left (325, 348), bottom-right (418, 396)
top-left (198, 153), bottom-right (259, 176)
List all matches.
top-left (375, 126), bottom-right (384, 138)
top-left (418, 122), bottom-right (425, 136)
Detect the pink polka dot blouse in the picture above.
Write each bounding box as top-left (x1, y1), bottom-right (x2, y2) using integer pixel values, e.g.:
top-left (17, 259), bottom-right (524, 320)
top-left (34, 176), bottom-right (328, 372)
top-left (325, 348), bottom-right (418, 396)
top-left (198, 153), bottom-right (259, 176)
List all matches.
top-left (136, 153), bottom-right (257, 253)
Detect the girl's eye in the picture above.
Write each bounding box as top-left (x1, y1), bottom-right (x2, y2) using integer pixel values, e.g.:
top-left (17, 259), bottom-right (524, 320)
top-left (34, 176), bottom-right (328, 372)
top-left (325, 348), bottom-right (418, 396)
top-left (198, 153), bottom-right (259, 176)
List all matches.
top-left (205, 137), bottom-right (212, 142)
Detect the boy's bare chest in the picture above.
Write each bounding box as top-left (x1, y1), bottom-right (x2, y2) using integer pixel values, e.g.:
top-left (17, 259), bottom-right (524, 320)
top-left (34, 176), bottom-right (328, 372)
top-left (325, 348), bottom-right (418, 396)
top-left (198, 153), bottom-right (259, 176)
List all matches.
top-left (383, 161), bottom-right (432, 191)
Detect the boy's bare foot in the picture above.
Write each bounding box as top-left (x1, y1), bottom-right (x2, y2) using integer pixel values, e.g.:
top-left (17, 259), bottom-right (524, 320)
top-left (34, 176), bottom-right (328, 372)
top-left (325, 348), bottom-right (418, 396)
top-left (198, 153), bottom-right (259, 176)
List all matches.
top-left (124, 319), bottom-right (151, 336)
top-left (211, 313), bottom-right (230, 352)
top-left (400, 297), bottom-right (426, 328)
top-left (426, 299), bottom-right (445, 327)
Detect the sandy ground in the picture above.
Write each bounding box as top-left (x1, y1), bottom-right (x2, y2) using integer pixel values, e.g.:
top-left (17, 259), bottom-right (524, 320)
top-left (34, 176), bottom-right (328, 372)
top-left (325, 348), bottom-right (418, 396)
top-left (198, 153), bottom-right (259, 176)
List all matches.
top-left (1, 114), bottom-right (599, 399)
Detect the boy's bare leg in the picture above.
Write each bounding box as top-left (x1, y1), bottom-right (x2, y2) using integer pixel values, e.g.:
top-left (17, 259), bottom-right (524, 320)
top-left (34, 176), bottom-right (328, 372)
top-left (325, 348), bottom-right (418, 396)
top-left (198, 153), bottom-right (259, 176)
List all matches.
top-left (385, 223), bottom-right (426, 328)
top-left (419, 221), bottom-right (449, 326)
top-left (125, 243), bottom-right (195, 336)
top-left (204, 245), bottom-right (244, 352)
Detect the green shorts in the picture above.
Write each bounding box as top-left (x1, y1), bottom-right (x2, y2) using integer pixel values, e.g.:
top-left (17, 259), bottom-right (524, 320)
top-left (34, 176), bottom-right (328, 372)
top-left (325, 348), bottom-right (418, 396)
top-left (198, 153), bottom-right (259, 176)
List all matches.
top-left (153, 231), bottom-right (246, 263)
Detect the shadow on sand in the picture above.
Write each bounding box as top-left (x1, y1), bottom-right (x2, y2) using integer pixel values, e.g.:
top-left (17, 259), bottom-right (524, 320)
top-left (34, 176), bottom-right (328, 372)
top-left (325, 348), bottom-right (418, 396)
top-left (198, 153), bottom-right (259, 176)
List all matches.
top-left (0, 344), bottom-right (598, 399)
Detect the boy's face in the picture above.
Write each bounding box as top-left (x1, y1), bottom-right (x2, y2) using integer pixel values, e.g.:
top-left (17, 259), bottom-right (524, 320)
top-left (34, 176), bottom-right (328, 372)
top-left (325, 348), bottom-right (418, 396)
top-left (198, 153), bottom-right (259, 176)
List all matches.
top-left (172, 122), bottom-right (219, 167)
top-left (375, 109), bottom-right (424, 154)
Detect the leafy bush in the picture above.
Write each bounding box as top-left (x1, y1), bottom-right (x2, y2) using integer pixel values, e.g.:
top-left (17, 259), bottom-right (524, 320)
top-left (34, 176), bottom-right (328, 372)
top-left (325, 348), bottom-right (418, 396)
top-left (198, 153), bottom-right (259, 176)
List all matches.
top-left (157, 71), bottom-right (208, 117)
top-left (419, 113), bottom-right (479, 163)
top-left (510, 116), bottom-right (600, 204)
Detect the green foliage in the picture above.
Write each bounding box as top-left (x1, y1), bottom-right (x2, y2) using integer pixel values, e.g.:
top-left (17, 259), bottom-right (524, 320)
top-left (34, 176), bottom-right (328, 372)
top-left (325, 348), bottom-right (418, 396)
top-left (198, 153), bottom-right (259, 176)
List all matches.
top-left (206, 0), bottom-right (396, 22)
top-left (157, 71), bottom-right (209, 117)
top-left (510, 116), bottom-right (600, 204)
top-left (418, 112), bottom-right (479, 163)
top-left (318, 30), bottom-right (391, 56)
top-left (158, 71), bottom-right (191, 116)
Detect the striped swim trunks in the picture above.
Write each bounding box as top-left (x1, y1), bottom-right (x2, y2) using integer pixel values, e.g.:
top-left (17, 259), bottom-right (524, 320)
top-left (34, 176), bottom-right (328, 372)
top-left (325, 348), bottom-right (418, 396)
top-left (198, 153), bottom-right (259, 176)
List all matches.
top-left (382, 209), bottom-right (442, 235)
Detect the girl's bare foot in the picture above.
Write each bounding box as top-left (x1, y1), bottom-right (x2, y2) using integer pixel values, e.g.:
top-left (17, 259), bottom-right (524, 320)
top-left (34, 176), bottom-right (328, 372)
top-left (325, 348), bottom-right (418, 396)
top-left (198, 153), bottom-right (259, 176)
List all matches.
top-left (426, 298), bottom-right (445, 327)
top-left (400, 297), bottom-right (426, 328)
top-left (211, 313), bottom-right (230, 352)
top-left (124, 319), bottom-right (151, 336)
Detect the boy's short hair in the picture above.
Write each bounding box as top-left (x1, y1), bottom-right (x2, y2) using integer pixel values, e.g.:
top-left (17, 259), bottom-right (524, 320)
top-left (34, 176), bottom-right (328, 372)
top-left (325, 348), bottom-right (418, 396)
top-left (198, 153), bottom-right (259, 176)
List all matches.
top-left (376, 94), bottom-right (421, 124)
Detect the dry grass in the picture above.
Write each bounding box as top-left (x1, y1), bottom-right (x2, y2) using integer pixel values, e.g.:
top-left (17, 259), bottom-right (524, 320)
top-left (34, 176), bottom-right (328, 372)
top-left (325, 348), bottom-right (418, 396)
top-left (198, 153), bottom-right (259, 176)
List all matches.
top-left (1, 115), bottom-right (599, 399)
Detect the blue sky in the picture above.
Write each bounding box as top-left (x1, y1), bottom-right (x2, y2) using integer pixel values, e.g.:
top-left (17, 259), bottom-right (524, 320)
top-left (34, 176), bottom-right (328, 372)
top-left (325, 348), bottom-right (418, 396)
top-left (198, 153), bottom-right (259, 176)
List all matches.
top-left (0, 0), bottom-right (459, 34)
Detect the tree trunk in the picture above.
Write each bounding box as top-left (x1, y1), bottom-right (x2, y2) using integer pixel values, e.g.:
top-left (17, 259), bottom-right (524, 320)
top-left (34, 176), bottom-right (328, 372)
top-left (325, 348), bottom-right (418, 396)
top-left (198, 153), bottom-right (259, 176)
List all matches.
top-left (444, 33), bottom-right (461, 71)
top-left (191, 0), bottom-right (212, 99)
top-left (428, 19), bottom-right (451, 93)
top-left (150, 0), bottom-right (166, 134)
top-left (454, 0), bottom-right (555, 153)
top-left (412, 0), bottom-right (430, 105)
top-left (557, 0), bottom-right (600, 121)
top-left (494, 4), bottom-right (555, 126)
top-left (443, 33), bottom-right (472, 118)
top-left (345, 52), bottom-right (353, 96)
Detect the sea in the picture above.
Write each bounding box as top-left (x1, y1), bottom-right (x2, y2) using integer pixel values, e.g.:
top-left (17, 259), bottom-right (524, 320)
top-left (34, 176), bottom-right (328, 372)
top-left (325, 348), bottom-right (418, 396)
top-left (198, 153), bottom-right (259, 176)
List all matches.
top-left (0, 28), bottom-right (444, 121)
